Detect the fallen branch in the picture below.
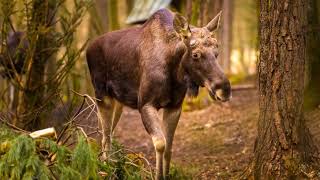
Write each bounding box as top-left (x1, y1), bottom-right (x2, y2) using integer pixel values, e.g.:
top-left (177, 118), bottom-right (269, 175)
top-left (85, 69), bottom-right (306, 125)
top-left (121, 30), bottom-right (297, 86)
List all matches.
top-left (0, 117), bottom-right (29, 134)
top-left (232, 84), bottom-right (256, 91)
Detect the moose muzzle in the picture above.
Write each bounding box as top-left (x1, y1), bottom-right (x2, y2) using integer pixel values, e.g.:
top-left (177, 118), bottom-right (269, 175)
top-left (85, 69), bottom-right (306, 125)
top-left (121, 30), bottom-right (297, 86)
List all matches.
top-left (205, 79), bottom-right (231, 102)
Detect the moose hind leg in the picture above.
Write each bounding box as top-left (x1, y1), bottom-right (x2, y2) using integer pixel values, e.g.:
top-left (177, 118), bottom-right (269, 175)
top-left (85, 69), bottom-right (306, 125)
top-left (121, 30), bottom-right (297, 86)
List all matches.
top-left (162, 107), bottom-right (181, 179)
top-left (97, 97), bottom-right (115, 161)
top-left (140, 104), bottom-right (166, 180)
top-left (111, 100), bottom-right (123, 133)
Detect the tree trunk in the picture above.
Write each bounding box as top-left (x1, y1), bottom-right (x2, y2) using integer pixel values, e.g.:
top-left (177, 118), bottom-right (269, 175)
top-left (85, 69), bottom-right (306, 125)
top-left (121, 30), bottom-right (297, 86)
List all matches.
top-left (221, 0), bottom-right (233, 73)
top-left (191, 0), bottom-right (200, 26)
top-left (186, 0), bottom-right (192, 23)
top-left (108, 0), bottom-right (119, 31)
top-left (304, 0), bottom-right (320, 110)
top-left (253, 0), bottom-right (319, 178)
top-left (89, 0), bottom-right (109, 37)
top-left (96, 0), bottom-right (109, 31)
top-left (126, 0), bottom-right (133, 15)
top-left (17, 0), bottom-right (54, 130)
top-left (199, 0), bottom-right (206, 26)
top-left (208, 0), bottom-right (222, 63)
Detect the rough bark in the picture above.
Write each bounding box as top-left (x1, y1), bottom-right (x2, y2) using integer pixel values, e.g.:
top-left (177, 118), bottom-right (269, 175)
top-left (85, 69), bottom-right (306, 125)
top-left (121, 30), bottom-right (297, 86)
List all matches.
top-left (252, 0), bottom-right (320, 178)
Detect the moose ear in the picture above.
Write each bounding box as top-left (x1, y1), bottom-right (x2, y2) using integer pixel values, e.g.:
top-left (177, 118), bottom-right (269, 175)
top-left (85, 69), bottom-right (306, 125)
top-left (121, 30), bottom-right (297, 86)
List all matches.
top-left (173, 13), bottom-right (190, 38)
top-left (205, 11), bottom-right (222, 32)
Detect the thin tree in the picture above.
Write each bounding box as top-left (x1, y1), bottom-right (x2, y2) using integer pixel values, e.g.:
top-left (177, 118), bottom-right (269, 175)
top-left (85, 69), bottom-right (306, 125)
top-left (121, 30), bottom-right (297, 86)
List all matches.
top-left (305, 0), bottom-right (320, 110)
top-left (108, 0), bottom-right (119, 31)
top-left (221, 0), bottom-right (233, 73)
top-left (0, 0), bottom-right (90, 130)
top-left (17, 0), bottom-right (52, 129)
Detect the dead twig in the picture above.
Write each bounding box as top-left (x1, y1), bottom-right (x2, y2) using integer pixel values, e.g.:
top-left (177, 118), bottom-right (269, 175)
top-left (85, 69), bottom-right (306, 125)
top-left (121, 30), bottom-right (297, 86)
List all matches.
top-left (56, 91), bottom-right (93, 143)
top-left (76, 126), bottom-right (88, 139)
top-left (123, 148), bottom-right (154, 179)
top-left (0, 117), bottom-right (29, 134)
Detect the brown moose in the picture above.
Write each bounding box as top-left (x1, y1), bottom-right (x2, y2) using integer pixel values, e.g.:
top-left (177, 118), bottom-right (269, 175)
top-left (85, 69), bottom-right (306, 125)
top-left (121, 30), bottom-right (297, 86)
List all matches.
top-left (86, 9), bottom-right (231, 179)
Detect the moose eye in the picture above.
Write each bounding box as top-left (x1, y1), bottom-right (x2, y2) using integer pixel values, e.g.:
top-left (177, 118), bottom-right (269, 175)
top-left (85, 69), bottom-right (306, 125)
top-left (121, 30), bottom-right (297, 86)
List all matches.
top-left (192, 52), bottom-right (201, 60)
top-left (190, 39), bottom-right (197, 47)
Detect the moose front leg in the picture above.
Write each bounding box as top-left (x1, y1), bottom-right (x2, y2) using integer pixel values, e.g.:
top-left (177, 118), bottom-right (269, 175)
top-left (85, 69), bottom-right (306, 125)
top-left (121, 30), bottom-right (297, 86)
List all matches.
top-left (140, 104), bottom-right (166, 180)
top-left (162, 106), bottom-right (181, 179)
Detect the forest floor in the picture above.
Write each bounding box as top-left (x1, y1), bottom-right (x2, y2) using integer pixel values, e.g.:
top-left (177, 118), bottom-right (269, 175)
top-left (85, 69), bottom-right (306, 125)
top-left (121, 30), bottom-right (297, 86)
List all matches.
top-left (2, 83), bottom-right (320, 179)
top-left (2, 80), bottom-right (318, 179)
top-left (114, 88), bottom-right (259, 179)
top-left (112, 87), bottom-right (320, 179)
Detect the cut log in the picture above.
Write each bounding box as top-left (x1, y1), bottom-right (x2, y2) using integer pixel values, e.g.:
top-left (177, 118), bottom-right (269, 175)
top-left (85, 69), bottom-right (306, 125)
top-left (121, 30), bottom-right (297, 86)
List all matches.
top-left (29, 127), bottom-right (57, 139)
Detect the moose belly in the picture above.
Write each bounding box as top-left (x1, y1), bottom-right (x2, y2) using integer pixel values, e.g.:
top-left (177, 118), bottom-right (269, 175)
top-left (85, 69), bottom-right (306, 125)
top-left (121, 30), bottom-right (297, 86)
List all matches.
top-left (106, 81), bottom-right (139, 109)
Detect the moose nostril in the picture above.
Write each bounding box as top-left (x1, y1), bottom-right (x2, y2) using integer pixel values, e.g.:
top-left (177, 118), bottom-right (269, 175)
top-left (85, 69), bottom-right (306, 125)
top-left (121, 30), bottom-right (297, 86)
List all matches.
top-left (213, 80), bottom-right (231, 93)
top-left (192, 52), bottom-right (201, 59)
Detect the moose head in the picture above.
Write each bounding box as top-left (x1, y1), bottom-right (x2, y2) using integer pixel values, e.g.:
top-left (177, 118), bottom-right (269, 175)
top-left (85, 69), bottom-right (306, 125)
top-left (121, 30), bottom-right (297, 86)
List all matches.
top-left (174, 12), bottom-right (231, 102)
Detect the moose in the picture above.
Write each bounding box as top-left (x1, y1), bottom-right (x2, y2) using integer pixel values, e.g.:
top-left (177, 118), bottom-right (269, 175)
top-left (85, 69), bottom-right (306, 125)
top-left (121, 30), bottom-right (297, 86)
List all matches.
top-left (86, 9), bottom-right (231, 179)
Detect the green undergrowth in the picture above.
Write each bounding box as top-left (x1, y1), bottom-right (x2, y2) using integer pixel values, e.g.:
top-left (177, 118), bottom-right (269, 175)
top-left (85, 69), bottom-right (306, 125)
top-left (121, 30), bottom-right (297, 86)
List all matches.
top-left (0, 124), bottom-right (153, 179)
top-left (168, 164), bottom-right (198, 180)
top-left (182, 88), bottom-right (213, 112)
top-left (0, 124), bottom-right (192, 179)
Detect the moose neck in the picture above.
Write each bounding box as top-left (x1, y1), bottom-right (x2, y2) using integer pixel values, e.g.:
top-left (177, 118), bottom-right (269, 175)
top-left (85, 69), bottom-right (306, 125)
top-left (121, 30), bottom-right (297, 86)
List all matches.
top-left (175, 46), bottom-right (200, 97)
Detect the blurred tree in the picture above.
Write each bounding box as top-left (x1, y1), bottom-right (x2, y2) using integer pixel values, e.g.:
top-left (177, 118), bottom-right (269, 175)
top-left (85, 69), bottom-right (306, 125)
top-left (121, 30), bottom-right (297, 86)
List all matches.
top-left (126, 0), bottom-right (134, 15)
top-left (190, 0), bottom-right (200, 25)
top-left (17, 0), bottom-right (56, 129)
top-left (89, 0), bottom-right (108, 36)
top-left (199, 0), bottom-right (205, 26)
top-left (186, 0), bottom-right (192, 22)
top-left (233, 0), bottom-right (258, 75)
top-left (304, 0), bottom-right (320, 110)
top-left (252, 0), bottom-right (319, 178)
top-left (95, 0), bottom-right (109, 31)
top-left (0, 0), bottom-right (90, 130)
top-left (221, 0), bottom-right (233, 73)
top-left (108, 0), bottom-right (119, 30)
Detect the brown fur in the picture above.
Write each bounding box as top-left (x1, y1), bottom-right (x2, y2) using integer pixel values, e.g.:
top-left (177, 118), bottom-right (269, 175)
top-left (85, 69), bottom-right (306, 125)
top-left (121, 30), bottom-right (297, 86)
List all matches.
top-left (86, 9), bottom-right (231, 179)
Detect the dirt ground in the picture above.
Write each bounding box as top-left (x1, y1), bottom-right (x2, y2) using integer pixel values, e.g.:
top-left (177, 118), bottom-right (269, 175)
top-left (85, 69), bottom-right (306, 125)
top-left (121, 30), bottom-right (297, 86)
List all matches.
top-left (113, 88), bottom-right (259, 179)
top-left (110, 87), bottom-right (320, 179)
